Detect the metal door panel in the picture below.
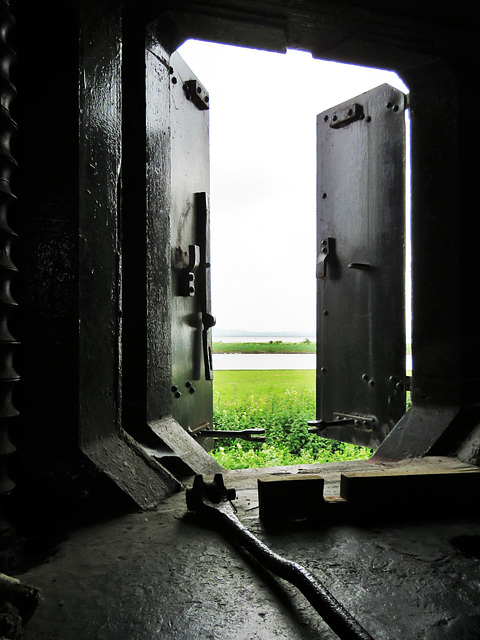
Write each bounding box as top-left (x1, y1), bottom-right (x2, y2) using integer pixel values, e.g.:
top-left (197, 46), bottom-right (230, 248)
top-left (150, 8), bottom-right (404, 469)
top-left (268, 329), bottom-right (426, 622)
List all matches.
top-left (169, 52), bottom-right (214, 433)
top-left (316, 84), bottom-right (406, 448)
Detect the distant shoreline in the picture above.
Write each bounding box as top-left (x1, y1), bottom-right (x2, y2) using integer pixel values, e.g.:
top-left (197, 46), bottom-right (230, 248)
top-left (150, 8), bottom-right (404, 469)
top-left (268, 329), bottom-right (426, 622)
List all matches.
top-left (213, 329), bottom-right (316, 339)
top-left (212, 340), bottom-right (315, 354)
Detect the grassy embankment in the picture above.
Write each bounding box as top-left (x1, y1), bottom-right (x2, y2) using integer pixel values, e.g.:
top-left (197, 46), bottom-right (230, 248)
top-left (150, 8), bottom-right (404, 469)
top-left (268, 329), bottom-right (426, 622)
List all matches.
top-left (212, 339), bottom-right (316, 354)
top-left (211, 368), bottom-right (372, 469)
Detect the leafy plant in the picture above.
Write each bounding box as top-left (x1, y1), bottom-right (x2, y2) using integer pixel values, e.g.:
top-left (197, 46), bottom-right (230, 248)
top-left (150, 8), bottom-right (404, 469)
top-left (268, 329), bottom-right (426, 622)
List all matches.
top-left (211, 371), bottom-right (371, 469)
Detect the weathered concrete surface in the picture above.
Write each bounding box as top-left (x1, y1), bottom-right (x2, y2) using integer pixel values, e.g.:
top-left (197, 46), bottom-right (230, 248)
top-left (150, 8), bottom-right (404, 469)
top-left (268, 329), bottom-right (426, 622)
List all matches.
top-left (15, 459), bottom-right (480, 640)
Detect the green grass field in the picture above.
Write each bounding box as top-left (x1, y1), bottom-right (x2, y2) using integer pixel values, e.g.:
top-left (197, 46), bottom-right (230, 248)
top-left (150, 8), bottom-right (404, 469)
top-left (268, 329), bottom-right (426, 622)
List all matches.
top-left (213, 369), bottom-right (316, 402)
top-left (211, 369), bottom-right (372, 469)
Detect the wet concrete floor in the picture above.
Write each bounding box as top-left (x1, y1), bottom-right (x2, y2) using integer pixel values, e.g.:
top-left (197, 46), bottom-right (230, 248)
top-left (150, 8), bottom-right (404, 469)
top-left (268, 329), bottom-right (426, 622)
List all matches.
top-left (15, 458), bottom-right (480, 639)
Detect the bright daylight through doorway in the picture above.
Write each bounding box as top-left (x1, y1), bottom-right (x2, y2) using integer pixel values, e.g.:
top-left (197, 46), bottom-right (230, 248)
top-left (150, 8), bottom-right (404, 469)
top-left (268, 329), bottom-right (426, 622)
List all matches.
top-left (178, 40), bottom-right (410, 469)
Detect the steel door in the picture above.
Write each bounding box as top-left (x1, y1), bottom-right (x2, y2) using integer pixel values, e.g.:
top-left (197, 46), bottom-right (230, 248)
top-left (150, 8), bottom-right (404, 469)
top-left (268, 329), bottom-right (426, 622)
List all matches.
top-left (316, 84), bottom-right (407, 449)
top-left (169, 52), bottom-right (214, 434)
top-left (122, 30), bottom-right (215, 457)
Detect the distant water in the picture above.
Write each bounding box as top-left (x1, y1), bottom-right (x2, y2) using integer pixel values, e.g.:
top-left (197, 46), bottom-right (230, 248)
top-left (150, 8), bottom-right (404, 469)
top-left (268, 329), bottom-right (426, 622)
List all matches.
top-left (212, 335), bottom-right (316, 370)
top-left (213, 352), bottom-right (413, 371)
top-left (213, 353), bottom-right (316, 370)
top-left (212, 336), bottom-right (412, 371)
top-left (213, 353), bottom-right (412, 372)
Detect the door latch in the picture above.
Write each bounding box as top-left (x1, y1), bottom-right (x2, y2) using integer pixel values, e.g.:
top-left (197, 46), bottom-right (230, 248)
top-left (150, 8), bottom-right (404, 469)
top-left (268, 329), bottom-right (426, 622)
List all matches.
top-left (179, 244), bottom-right (200, 296)
top-left (317, 237), bottom-right (333, 278)
top-left (195, 192), bottom-right (216, 380)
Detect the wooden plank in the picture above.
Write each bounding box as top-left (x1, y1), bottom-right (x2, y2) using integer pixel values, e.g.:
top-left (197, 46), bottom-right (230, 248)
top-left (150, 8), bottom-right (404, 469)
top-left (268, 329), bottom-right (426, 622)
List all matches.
top-left (251, 458), bottom-right (480, 524)
top-left (340, 466), bottom-right (480, 515)
top-left (258, 475), bottom-right (324, 526)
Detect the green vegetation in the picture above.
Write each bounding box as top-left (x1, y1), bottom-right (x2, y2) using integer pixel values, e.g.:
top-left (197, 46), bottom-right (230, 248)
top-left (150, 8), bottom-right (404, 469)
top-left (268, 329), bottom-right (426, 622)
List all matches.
top-left (212, 339), bottom-right (315, 354)
top-left (210, 370), bottom-right (371, 469)
top-left (212, 369), bottom-right (315, 401)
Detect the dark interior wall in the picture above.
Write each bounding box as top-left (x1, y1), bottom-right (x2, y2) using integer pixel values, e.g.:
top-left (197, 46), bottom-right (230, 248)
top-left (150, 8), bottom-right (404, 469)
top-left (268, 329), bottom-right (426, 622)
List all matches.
top-left (11, 0), bottom-right (124, 453)
top-left (6, 1), bottom-right (176, 532)
top-left (5, 2), bottom-right (100, 530)
top-left (12, 2), bottom-right (80, 460)
top-left (455, 56), bottom-right (480, 408)
top-left (2, 2), bottom-right (87, 531)
top-left (6, 1), bottom-right (133, 530)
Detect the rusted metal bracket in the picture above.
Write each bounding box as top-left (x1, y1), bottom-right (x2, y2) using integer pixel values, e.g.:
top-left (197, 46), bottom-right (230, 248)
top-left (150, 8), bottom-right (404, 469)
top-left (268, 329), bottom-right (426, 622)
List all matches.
top-left (186, 474), bottom-right (374, 640)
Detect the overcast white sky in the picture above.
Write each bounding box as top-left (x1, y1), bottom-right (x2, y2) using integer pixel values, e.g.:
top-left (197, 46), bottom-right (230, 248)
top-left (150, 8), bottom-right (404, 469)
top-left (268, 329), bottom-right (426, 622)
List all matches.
top-left (178, 40), bottom-right (408, 336)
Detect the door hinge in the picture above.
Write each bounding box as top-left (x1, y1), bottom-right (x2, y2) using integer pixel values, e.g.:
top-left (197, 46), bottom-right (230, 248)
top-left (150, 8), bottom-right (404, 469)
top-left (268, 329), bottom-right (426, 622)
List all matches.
top-left (183, 79), bottom-right (209, 110)
top-left (329, 102), bottom-right (364, 129)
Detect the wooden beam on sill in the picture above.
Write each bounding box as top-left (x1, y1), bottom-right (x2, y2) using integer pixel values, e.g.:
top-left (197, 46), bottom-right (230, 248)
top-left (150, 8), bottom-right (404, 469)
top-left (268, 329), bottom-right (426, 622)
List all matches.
top-left (256, 458), bottom-right (480, 527)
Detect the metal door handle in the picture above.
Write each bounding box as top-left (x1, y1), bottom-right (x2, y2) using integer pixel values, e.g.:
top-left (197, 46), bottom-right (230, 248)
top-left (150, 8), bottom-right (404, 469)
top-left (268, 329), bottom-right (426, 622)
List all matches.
top-left (348, 262), bottom-right (372, 271)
